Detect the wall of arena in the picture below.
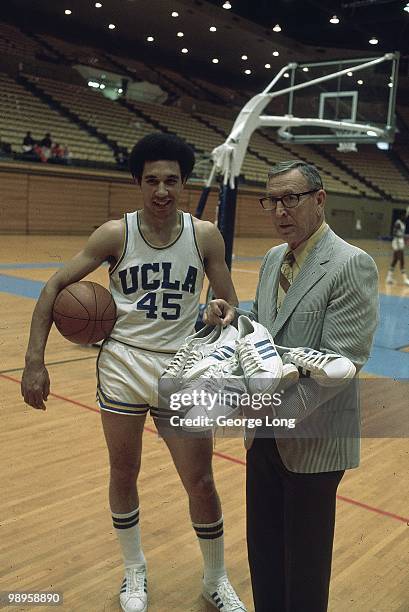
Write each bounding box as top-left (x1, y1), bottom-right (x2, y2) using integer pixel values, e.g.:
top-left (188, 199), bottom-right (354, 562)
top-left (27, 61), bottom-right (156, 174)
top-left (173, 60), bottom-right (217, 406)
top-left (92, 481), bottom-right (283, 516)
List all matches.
top-left (0, 162), bottom-right (396, 239)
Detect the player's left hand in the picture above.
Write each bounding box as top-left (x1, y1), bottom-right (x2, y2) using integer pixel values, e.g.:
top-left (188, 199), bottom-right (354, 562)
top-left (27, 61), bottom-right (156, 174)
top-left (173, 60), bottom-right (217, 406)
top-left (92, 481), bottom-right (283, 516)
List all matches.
top-left (204, 299), bottom-right (236, 326)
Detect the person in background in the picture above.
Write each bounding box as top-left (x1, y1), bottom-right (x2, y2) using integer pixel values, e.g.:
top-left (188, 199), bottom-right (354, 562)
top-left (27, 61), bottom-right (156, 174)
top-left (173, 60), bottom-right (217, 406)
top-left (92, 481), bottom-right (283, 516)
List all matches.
top-left (386, 210), bottom-right (409, 286)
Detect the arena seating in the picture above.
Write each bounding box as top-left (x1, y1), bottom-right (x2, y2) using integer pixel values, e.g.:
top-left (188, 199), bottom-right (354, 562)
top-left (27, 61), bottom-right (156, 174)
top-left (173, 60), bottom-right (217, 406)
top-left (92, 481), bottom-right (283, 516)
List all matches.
top-left (322, 145), bottom-right (409, 201)
top-left (0, 20), bottom-right (408, 201)
top-left (0, 72), bottom-right (114, 163)
top-left (24, 75), bottom-right (155, 153)
top-left (0, 22), bottom-right (49, 59)
top-left (39, 34), bottom-right (119, 73)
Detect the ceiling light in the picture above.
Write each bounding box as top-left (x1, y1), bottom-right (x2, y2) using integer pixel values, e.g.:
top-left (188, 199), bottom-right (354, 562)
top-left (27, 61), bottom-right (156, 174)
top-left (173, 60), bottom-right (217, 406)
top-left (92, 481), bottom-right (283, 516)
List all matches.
top-left (284, 72), bottom-right (289, 78)
top-left (223, 1), bottom-right (232, 9)
top-left (108, 23), bottom-right (116, 29)
top-left (388, 82), bottom-right (393, 87)
top-left (369, 36), bottom-right (378, 45)
top-left (244, 69), bottom-right (252, 75)
top-left (357, 79), bottom-right (364, 85)
top-left (330, 15), bottom-right (339, 24)
top-left (177, 32), bottom-right (184, 37)
top-left (171, 11), bottom-right (179, 17)
top-left (64, 9), bottom-right (72, 15)
top-left (377, 142), bottom-right (389, 150)
top-left (272, 50), bottom-right (279, 56)
top-left (302, 67), bottom-right (309, 72)
top-left (273, 24), bottom-right (281, 32)
top-left (347, 71), bottom-right (353, 76)
top-left (147, 36), bottom-right (154, 42)
top-left (118, 88), bottom-right (123, 93)
top-left (209, 26), bottom-right (217, 32)
top-left (265, 63), bottom-right (271, 69)
top-left (88, 80), bottom-right (99, 88)
top-left (99, 83), bottom-right (106, 89)
top-left (367, 130), bottom-right (377, 137)
top-left (404, 3), bottom-right (409, 12)
top-left (181, 48), bottom-right (188, 53)
top-left (212, 58), bottom-right (219, 63)
top-left (95, 2), bottom-right (102, 7)
top-left (241, 55), bottom-right (248, 60)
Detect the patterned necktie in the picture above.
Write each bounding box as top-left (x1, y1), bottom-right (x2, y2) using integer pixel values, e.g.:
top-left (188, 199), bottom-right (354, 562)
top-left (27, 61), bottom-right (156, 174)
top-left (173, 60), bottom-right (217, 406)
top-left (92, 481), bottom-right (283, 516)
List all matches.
top-left (279, 251), bottom-right (295, 294)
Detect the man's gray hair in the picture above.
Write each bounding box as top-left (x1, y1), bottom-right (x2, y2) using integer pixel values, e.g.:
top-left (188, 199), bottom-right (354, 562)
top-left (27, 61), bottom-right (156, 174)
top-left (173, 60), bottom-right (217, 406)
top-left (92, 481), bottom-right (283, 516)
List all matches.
top-left (268, 160), bottom-right (323, 190)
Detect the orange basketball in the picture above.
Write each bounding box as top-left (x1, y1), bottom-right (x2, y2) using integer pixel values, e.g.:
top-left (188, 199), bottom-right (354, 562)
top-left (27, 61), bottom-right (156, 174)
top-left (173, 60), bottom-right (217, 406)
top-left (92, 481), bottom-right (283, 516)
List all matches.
top-left (53, 281), bottom-right (116, 344)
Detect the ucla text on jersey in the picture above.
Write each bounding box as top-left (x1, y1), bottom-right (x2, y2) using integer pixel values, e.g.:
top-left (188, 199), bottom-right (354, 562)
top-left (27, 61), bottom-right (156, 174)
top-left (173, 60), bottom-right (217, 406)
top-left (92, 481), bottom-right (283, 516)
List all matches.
top-left (109, 211), bottom-right (204, 351)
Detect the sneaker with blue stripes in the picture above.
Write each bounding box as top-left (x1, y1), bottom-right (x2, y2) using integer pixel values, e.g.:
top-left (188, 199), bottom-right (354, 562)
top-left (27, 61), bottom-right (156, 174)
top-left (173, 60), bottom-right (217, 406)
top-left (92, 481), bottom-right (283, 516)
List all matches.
top-left (182, 325), bottom-right (238, 383)
top-left (236, 315), bottom-right (283, 394)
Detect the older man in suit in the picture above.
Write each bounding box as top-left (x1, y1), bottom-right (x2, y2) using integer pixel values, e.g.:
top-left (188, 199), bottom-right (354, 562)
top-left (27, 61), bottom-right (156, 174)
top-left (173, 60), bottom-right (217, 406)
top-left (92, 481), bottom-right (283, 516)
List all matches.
top-left (205, 160), bottom-right (379, 612)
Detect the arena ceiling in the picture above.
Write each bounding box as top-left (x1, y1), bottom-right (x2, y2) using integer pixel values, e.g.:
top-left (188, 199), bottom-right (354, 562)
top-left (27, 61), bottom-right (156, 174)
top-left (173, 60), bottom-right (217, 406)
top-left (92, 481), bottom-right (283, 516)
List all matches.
top-left (2, 0), bottom-right (408, 88)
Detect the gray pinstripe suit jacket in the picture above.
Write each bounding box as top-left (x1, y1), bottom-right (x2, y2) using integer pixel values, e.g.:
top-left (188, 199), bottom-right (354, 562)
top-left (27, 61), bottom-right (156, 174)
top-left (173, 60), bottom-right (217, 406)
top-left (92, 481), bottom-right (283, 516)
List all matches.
top-left (241, 226), bottom-right (379, 473)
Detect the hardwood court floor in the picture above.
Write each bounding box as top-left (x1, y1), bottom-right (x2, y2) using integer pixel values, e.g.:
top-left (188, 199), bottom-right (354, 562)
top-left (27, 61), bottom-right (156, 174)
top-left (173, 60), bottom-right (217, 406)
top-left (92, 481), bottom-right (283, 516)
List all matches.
top-left (0, 236), bottom-right (408, 612)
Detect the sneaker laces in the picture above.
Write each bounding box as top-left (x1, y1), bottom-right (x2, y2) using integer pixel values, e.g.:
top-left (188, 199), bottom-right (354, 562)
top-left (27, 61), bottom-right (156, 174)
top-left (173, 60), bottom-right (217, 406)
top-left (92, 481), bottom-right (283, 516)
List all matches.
top-left (284, 348), bottom-right (340, 373)
top-left (126, 567), bottom-right (146, 597)
top-left (163, 345), bottom-right (192, 377)
top-left (182, 347), bottom-right (203, 372)
top-left (214, 579), bottom-right (244, 609)
top-left (181, 357), bottom-right (243, 396)
top-left (237, 338), bottom-right (266, 376)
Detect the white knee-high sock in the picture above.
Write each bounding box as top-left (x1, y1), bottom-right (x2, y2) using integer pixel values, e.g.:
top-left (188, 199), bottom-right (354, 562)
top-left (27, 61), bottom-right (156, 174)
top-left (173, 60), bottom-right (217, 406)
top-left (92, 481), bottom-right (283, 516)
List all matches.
top-left (112, 507), bottom-right (146, 568)
top-left (192, 516), bottom-right (226, 586)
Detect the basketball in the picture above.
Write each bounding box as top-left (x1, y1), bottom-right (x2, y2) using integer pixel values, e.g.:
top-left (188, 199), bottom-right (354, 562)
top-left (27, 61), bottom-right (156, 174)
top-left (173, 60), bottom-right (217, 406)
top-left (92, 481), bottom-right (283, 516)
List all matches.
top-left (53, 281), bottom-right (116, 344)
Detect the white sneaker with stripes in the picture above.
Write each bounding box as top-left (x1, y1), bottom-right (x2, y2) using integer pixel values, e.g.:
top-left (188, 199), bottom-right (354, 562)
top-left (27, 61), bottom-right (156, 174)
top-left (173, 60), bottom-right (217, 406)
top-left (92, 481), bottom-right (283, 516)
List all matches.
top-left (182, 325), bottom-right (238, 382)
top-left (179, 355), bottom-right (246, 432)
top-left (203, 578), bottom-right (247, 611)
top-left (160, 325), bottom-right (224, 395)
top-left (119, 565), bottom-right (147, 612)
top-left (277, 345), bottom-right (356, 387)
top-left (236, 316), bottom-right (282, 394)
top-left (161, 325), bottom-right (237, 393)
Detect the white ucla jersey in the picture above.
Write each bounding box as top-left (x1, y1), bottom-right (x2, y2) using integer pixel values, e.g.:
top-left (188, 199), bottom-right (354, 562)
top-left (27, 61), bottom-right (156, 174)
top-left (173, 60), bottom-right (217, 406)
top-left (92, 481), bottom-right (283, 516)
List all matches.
top-left (109, 210), bottom-right (204, 352)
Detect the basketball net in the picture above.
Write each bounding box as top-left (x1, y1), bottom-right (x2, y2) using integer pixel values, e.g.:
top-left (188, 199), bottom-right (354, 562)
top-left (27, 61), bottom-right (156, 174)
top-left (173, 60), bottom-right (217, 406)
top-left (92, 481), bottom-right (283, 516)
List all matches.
top-left (335, 130), bottom-right (358, 153)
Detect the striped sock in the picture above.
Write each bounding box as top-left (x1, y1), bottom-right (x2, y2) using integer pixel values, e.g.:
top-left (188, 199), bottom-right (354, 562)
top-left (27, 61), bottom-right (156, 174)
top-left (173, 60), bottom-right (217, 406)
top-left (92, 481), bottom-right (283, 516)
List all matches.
top-left (112, 507), bottom-right (146, 569)
top-left (193, 516), bottom-right (226, 587)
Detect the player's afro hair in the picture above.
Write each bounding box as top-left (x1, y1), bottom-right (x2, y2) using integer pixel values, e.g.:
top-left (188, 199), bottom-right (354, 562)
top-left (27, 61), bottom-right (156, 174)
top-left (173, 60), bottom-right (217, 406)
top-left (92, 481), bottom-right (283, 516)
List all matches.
top-left (129, 133), bottom-right (195, 183)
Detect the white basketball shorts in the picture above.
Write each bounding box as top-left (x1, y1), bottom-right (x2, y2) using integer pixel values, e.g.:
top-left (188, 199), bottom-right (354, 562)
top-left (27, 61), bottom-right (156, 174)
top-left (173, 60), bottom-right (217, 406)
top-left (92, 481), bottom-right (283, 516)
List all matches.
top-left (392, 237), bottom-right (405, 251)
top-left (96, 338), bottom-right (174, 416)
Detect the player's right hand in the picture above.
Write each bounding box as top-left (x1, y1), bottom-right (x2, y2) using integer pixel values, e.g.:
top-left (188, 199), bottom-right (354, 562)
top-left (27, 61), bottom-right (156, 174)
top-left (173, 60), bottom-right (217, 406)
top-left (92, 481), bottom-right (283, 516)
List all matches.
top-left (204, 299), bottom-right (236, 326)
top-left (21, 364), bottom-right (50, 410)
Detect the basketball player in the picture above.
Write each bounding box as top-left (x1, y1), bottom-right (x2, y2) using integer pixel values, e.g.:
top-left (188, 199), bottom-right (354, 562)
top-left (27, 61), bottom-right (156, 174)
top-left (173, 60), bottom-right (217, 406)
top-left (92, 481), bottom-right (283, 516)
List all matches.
top-left (21, 133), bottom-right (246, 612)
top-left (386, 210), bottom-right (409, 285)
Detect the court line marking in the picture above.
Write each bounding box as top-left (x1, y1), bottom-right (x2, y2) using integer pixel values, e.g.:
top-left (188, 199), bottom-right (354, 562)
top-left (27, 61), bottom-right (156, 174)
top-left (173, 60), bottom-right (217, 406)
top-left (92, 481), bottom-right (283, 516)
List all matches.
top-left (0, 355), bottom-right (97, 375)
top-left (2, 372), bottom-right (408, 525)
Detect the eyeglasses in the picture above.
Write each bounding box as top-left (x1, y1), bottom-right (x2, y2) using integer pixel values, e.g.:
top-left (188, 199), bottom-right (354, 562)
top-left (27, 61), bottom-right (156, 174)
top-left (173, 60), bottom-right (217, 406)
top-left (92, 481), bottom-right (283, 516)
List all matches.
top-left (259, 188), bottom-right (321, 211)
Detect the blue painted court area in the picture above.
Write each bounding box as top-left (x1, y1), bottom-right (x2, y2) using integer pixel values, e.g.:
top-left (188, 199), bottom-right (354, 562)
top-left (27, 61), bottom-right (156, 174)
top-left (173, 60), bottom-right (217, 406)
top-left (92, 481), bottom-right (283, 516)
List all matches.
top-left (0, 274), bottom-right (44, 299)
top-left (0, 274), bottom-right (407, 378)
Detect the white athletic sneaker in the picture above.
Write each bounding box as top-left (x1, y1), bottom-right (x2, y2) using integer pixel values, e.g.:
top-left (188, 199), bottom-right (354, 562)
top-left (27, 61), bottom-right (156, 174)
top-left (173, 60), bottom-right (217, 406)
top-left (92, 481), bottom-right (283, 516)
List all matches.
top-left (203, 578), bottom-right (247, 611)
top-left (236, 316), bottom-right (283, 394)
top-left (179, 356), bottom-right (247, 432)
top-left (182, 325), bottom-right (238, 382)
top-left (119, 565), bottom-right (147, 612)
top-left (160, 325), bottom-right (223, 394)
top-left (277, 345), bottom-right (356, 387)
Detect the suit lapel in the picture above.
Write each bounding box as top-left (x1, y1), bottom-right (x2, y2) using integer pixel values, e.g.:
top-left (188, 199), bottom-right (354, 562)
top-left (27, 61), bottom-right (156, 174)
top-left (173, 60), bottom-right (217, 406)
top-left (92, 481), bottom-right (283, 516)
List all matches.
top-left (268, 244), bottom-right (287, 322)
top-left (271, 229), bottom-right (335, 337)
